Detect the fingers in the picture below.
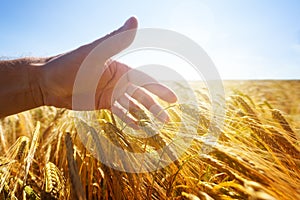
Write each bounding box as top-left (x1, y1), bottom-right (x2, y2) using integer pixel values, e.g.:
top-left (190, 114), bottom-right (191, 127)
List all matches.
top-left (142, 83), bottom-right (178, 103)
top-left (126, 84), bottom-right (170, 122)
top-left (125, 67), bottom-right (177, 103)
top-left (111, 103), bottom-right (139, 130)
top-left (117, 94), bottom-right (143, 119)
top-left (99, 61), bottom-right (178, 128)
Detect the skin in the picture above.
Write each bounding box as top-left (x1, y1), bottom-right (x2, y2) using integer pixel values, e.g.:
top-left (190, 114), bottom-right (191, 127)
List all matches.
top-left (0, 17), bottom-right (177, 129)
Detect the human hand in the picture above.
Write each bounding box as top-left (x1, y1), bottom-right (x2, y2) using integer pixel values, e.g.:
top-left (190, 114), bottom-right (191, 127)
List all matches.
top-left (37, 17), bottom-right (177, 128)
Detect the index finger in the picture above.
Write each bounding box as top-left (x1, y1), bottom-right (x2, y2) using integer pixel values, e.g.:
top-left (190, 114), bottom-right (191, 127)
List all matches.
top-left (126, 68), bottom-right (177, 103)
top-left (142, 83), bottom-right (177, 103)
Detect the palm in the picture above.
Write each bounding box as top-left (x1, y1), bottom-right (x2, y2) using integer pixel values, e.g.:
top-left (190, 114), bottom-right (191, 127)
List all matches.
top-left (95, 60), bottom-right (131, 109)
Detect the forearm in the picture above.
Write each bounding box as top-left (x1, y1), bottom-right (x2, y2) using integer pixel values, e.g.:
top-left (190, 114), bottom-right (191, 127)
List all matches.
top-left (0, 58), bottom-right (45, 118)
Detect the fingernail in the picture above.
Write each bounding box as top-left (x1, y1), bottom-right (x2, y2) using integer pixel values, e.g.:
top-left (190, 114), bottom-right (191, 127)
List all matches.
top-left (123, 16), bottom-right (138, 30)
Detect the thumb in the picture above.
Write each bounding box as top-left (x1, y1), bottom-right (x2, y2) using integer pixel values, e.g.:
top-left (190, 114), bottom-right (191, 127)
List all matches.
top-left (88, 16), bottom-right (138, 59)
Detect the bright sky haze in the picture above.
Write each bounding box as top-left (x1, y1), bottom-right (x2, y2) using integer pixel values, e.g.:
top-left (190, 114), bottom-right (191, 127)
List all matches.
top-left (1, 0), bottom-right (299, 79)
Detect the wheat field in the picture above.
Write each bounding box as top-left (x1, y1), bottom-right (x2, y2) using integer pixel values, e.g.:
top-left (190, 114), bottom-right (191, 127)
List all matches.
top-left (0, 80), bottom-right (299, 200)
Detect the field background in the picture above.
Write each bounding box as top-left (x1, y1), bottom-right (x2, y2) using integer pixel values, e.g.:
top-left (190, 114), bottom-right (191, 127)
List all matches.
top-left (0, 80), bottom-right (299, 200)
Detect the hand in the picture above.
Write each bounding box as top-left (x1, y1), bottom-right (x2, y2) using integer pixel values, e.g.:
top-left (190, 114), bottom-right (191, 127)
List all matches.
top-left (38, 17), bottom-right (177, 128)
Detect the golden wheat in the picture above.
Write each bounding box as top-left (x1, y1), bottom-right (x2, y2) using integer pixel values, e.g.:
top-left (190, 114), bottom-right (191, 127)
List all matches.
top-left (271, 109), bottom-right (296, 139)
top-left (65, 132), bottom-right (85, 200)
top-left (43, 162), bottom-right (66, 199)
top-left (0, 80), bottom-right (299, 199)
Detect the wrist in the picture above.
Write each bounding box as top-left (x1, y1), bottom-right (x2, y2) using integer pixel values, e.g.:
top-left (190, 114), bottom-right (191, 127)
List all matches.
top-left (27, 61), bottom-right (46, 108)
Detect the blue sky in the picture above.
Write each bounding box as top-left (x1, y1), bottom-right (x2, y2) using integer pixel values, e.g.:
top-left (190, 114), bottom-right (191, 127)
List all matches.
top-left (0, 0), bottom-right (299, 79)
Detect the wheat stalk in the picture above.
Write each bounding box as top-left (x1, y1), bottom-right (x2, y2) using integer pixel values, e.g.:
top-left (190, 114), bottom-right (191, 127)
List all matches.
top-left (65, 132), bottom-right (85, 200)
top-left (24, 121), bottom-right (40, 184)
